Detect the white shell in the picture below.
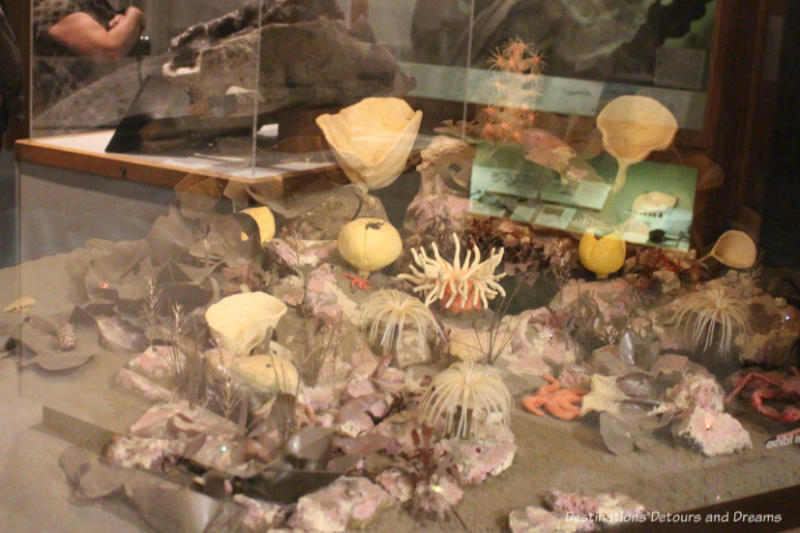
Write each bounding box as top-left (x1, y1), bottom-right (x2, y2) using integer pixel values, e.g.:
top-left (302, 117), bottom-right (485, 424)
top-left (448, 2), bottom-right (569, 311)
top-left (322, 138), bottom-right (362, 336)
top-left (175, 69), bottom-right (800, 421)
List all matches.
top-left (705, 230), bottom-right (757, 269)
top-left (632, 191), bottom-right (677, 215)
top-left (3, 296), bottom-right (36, 313)
top-left (316, 97), bottom-right (422, 190)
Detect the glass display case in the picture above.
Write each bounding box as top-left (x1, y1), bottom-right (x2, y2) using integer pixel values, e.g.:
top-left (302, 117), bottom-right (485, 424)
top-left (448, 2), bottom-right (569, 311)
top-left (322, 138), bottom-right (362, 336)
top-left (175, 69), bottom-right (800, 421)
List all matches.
top-left (4, 1), bottom-right (800, 532)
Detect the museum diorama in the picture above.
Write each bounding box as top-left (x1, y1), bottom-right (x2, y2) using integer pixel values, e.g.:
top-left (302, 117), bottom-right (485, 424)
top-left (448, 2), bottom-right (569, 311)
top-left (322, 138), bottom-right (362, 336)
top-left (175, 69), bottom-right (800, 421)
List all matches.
top-left (4, 0), bottom-right (800, 532)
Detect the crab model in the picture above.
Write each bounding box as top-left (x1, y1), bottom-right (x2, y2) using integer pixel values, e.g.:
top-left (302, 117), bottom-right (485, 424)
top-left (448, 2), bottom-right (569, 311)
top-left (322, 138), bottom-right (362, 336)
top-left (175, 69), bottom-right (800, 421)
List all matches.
top-left (522, 375), bottom-right (588, 421)
top-left (725, 367), bottom-right (800, 424)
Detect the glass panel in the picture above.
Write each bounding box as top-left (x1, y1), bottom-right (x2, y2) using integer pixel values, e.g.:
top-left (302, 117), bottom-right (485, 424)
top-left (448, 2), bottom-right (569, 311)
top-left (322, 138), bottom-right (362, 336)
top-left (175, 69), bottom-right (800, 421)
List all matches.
top-left (8, 2), bottom-right (800, 532)
top-left (30, 0), bottom-right (260, 177)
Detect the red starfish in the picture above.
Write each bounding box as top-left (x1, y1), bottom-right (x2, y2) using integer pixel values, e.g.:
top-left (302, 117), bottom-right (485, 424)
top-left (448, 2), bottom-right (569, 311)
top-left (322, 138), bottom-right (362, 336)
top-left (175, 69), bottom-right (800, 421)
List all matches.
top-left (522, 375), bottom-right (588, 421)
top-left (343, 273), bottom-right (373, 290)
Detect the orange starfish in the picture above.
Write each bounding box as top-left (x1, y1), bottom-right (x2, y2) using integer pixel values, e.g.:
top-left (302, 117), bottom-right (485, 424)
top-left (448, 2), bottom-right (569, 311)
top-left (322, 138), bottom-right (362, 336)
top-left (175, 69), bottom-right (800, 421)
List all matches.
top-left (343, 273), bottom-right (373, 290)
top-left (522, 375), bottom-right (588, 420)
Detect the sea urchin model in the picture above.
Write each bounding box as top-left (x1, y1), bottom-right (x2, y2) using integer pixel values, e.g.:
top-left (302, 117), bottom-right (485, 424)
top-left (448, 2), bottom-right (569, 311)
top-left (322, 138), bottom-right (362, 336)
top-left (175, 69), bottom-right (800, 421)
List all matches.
top-left (399, 232), bottom-right (506, 313)
top-left (362, 289), bottom-right (443, 354)
top-left (673, 288), bottom-right (750, 360)
top-left (420, 361), bottom-right (512, 439)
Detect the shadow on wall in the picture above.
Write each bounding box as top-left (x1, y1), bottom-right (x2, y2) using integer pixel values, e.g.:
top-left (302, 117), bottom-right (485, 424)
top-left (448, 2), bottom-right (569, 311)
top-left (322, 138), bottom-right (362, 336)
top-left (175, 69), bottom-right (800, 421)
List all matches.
top-left (0, 150), bottom-right (16, 268)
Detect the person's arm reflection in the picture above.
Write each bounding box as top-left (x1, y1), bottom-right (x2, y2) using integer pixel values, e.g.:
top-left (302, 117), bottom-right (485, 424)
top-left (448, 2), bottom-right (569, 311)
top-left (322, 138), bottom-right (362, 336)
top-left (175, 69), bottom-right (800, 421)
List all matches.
top-left (47, 6), bottom-right (144, 62)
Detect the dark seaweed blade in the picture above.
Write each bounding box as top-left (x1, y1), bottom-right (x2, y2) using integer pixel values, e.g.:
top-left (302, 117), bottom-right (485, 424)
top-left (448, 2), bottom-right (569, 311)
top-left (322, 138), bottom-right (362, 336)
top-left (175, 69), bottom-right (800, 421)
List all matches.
top-left (28, 352), bottom-right (94, 372)
top-left (238, 469), bottom-right (341, 504)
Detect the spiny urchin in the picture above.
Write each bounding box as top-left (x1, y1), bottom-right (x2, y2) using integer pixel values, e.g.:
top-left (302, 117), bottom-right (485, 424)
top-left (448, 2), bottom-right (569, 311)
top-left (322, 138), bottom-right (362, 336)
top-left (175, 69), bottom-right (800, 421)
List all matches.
top-left (673, 288), bottom-right (750, 358)
top-left (419, 361), bottom-right (512, 439)
top-left (362, 289), bottom-right (443, 354)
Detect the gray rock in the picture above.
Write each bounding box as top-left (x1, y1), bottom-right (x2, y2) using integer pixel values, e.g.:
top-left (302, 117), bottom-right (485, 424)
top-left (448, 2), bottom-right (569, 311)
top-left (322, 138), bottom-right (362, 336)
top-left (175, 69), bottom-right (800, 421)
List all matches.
top-left (164, 3), bottom-right (414, 116)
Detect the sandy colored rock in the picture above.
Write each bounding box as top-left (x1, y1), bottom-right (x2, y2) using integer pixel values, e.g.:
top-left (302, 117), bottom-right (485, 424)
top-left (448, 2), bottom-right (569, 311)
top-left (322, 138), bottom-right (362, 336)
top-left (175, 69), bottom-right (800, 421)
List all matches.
top-left (205, 292), bottom-right (288, 356)
top-left (232, 354), bottom-right (300, 396)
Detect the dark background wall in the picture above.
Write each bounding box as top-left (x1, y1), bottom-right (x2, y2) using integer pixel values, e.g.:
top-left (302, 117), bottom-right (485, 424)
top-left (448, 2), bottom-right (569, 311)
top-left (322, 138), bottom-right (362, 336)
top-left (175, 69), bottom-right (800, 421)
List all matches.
top-left (760, 0), bottom-right (800, 269)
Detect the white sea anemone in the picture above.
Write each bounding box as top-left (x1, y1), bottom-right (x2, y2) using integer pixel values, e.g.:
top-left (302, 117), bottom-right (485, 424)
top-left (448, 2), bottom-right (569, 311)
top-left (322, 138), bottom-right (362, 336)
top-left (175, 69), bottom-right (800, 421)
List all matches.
top-left (362, 289), bottom-right (443, 353)
top-left (419, 361), bottom-right (512, 439)
top-left (399, 233), bottom-right (506, 313)
top-left (673, 288), bottom-right (750, 358)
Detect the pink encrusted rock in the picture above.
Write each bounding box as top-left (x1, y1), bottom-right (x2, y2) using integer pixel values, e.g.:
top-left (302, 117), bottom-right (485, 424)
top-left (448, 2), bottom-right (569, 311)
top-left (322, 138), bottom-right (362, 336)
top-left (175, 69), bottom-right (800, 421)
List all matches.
top-left (301, 384), bottom-right (339, 412)
top-left (498, 308), bottom-right (578, 378)
top-left (192, 435), bottom-right (239, 470)
top-left (317, 412), bottom-right (336, 428)
top-left (373, 412), bottom-right (418, 456)
top-left (379, 367), bottom-right (405, 383)
top-left (650, 354), bottom-right (690, 377)
top-left (336, 393), bottom-right (389, 424)
top-left (337, 410), bottom-right (375, 438)
top-left (271, 274), bottom-right (305, 306)
top-left (345, 378), bottom-right (378, 399)
top-left (306, 264), bottom-right (362, 326)
top-left (437, 426), bottom-right (516, 485)
top-left (672, 406), bottom-right (752, 456)
top-left (551, 278), bottom-right (633, 324)
top-left (415, 475), bottom-right (463, 516)
top-left (267, 239), bottom-right (338, 272)
top-left (509, 505), bottom-right (594, 533)
top-left (558, 365), bottom-right (593, 391)
top-left (651, 270), bottom-right (681, 296)
top-left (667, 373), bottom-right (725, 412)
top-left (234, 494), bottom-right (288, 531)
top-left (738, 294), bottom-right (800, 366)
top-left (546, 490), bottom-right (647, 527)
top-left (115, 368), bottom-right (173, 402)
top-left (395, 328), bottom-right (433, 367)
top-left (376, 468), bottom-right (414, 503)
top-left (128, 345), bottom-right (174, 378)
top-left (287, 476), bottom-right (392, 532)
top-left (106, 436), bottom-right (175, 471)
top-left (129, 401), bottom-right (239, 439)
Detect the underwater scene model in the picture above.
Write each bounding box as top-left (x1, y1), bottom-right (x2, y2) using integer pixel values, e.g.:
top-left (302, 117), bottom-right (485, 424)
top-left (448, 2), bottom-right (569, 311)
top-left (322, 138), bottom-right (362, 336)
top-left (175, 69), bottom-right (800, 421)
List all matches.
top-left (6, 34), bottom-right (799, 533)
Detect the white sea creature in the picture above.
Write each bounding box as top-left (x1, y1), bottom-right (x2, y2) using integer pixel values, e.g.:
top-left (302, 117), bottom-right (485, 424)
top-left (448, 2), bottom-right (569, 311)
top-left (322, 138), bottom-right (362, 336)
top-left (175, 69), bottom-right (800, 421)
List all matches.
top-left (399, 233), bottom-right (506, 313)
top-left (673, 288), bottom-right (750, 358)
top-left (362, 289), bottom-right (442, 354)
top-left (420, 361), bottom-right (512, 439)
top-left (3, 296), bottom-right (35, 313)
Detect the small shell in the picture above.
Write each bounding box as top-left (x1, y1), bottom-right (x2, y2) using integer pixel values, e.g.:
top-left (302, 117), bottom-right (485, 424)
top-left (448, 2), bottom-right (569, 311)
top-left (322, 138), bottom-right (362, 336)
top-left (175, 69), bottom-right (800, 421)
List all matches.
top-left (57, 322), bottom-right (77, 351)
top-left (3, 296), bottom-right (36, 313)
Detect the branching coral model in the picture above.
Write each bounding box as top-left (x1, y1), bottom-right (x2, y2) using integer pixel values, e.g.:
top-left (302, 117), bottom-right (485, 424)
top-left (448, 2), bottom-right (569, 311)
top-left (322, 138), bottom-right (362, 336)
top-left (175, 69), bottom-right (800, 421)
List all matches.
top-left (472, 37), bottom-right (544, 144)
